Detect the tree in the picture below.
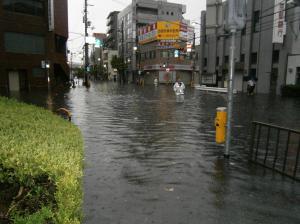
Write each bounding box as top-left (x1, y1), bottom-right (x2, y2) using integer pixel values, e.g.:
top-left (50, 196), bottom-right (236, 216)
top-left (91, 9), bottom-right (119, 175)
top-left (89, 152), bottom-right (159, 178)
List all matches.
top-left (110, 55), bottom-right (127, 74)
top-left (74, 67), bottom-right (85, 78)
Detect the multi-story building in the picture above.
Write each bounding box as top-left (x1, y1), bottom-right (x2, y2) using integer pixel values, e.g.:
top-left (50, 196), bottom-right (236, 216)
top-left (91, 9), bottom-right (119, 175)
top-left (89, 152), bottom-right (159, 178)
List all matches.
top-left (117, 0), bottom-right (189, 83)
top-left (0, 0), bottom-right (69, 92)
top-left (200, 0), bottom-right (300, 95)
top-left (102, 49), bottom-right (118, 81)
top-left (138, 21), bottom-right (198, 85)
top-left (105, 11), bottom-right (119, 50)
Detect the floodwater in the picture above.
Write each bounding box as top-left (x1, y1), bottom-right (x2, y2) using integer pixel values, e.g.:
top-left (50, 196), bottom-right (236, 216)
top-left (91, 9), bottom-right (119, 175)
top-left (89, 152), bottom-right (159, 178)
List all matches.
top-left (3, 81), bottom-right (300, 224)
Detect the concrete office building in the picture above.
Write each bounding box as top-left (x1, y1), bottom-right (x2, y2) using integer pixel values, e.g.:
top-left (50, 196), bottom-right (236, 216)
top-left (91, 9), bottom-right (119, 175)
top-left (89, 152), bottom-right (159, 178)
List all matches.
top-left (0, 0), bottom-right (69, 91)
top-left (200, 0), bottom-right (300, 95)
top-left (117, 0), bottom-right (188, 83)
top-left (105, 11), bottom-right (119, 50)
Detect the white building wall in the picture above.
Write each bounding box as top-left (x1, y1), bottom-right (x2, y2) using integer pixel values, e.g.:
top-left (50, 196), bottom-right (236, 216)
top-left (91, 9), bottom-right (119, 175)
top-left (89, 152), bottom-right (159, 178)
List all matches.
top-left (286, 55), bottom-right (300, 85)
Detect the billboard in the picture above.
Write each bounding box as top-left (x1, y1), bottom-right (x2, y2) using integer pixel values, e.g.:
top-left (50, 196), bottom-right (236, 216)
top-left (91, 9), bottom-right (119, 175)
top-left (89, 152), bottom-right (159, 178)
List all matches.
top-left (138, 21), bottom-right (193, 45)
top-left (156, 21), bottom-right (180, 40)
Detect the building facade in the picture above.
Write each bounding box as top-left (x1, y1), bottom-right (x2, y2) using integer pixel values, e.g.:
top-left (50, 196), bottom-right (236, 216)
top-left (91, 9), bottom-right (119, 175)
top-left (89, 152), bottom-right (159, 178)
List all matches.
top-left (0, 0), bottom-right (69, 92)
top-left (102, 49), bottom-right (118, 81)
top-left (117, 0), bottom-right (188, 83)
top-left (138, 21), bottom-right (199, 85)
top-left (200, 0), bottom-right (300, 95)
top-left (105, 11), bottom-right (119, 50)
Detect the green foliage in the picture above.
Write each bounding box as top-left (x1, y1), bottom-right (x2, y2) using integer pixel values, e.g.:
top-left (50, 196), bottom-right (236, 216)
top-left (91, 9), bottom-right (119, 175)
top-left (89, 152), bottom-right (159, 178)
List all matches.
top-left (90, 64), bottom-right (108, 80)
top-left (0, 97), bottom-right (84, 223)
top-left (73, 67), bottom-right (85, 78)
top-left (12, 207), bottom-right (54, 224)
top-left (110, 55), bottom-right (127, 73)
top-left (281, 84), bottom-right (300, 97)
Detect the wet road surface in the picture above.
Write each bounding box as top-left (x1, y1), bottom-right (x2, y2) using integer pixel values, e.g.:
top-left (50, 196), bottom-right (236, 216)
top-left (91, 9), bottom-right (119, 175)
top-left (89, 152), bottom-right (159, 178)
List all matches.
top-left (4, 81), bottom-right (300, 224)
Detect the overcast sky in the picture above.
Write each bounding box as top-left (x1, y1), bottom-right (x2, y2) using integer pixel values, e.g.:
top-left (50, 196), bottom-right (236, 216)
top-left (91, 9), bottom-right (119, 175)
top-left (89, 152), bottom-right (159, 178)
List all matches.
top-left (68, 0), bottom-right (206, 62)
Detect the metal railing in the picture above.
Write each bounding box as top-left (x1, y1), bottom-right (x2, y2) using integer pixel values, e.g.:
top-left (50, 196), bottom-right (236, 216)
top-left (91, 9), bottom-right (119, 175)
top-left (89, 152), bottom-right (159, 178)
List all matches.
top-left (249, 121), bottom-right (300, 181)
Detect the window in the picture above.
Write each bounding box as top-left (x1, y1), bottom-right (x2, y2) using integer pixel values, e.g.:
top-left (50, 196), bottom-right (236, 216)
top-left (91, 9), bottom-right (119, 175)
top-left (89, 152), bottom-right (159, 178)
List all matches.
top-left (32, 68), bottom-right (46, 78)
top-left (216, 57), bottom-right (219, 66)
top-left (204, 58), bottom-right (207, 66)
top-left (250, 69), bottom-right (257, 80)
top-left (253, 10), bottom-right (260, 32)
top-left (297, 67), bottom-right (300, 85)
top-left (160, 51), bottom-right (169, 58)
top-left (3, 0), bottom-right (45, 17)
top-left (166, 11), bottom-right (169, 15)
top-left (152, 50), bottom-right (156, 59)
top-left (251, 52), bottom-right (257, 64)
top-left (224, 55), bottom-right (229, 64)
top-left (4, 32), bottom-right (45, 54)
top-left (55, 35), bottom-right (67, 54)
top-left (149, 51), bottom-right (153, 59)
top-left (272, 50), bottom-right (280, 63)
top-left (171, 12), bottom-right (174, 16)
top-left (240, 54), bottom-right (245, 63)
top-left (241, 27), bottom-right (246, 36)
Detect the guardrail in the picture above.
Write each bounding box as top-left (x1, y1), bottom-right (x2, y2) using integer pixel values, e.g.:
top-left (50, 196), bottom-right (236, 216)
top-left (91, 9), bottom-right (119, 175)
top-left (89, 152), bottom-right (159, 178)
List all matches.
top-left (194, 85), bottom-right (238, 94)
top-left (249, 121), bottom-right (300, 181)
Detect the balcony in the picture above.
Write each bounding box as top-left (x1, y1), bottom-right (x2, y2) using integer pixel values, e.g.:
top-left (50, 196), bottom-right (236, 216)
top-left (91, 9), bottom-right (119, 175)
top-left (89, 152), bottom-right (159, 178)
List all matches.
top-left (106, 26), bottom-right (114, 34)
top-left (106, 18), bottom-right (113, 26)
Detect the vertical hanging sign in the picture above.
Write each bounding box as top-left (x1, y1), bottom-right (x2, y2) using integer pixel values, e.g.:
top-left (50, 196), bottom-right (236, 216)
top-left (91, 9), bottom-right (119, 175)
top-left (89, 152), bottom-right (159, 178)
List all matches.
top-left (48, 0), bottom-right (55, 31)
top-left (273, 0), bottom-right (286, 43)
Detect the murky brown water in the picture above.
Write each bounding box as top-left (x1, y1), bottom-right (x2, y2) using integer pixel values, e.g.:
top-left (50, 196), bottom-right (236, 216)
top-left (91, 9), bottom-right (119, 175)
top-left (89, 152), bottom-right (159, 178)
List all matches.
top-left (4, 81), bottom-right (300, 224)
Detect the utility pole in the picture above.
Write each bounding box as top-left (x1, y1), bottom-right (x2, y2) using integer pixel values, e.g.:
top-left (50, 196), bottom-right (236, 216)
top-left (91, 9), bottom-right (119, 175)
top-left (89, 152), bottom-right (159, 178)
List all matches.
top-left (192, 32), bottom-right (196, 87)
top-left (121, 20), bottom-right (125, 84)
top-left (70, 52), bottom-right (73, 80)
top-left (225, 0), bottom-right (246, 157)
top-left (84, 0), bottom-right (89, 87)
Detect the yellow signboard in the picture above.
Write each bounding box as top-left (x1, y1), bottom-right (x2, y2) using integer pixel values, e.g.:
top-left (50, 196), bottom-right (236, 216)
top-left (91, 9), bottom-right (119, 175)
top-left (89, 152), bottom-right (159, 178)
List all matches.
top-left (156, 21), bottom-right (180, 40)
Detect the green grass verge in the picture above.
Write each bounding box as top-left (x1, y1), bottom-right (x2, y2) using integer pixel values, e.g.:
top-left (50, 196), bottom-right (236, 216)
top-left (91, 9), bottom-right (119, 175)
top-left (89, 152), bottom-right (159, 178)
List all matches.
top-left (0, 97), bottom-right (83, 223)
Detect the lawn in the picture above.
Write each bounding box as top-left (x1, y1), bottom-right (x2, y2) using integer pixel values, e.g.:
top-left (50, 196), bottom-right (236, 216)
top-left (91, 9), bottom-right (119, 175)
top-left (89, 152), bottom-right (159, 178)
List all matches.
top-left (0, 97), bottom-right (83, 224)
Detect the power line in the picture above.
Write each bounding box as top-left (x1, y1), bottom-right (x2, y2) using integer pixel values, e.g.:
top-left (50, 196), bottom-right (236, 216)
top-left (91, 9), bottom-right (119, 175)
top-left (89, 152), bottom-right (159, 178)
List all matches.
top-left (111, 0), bottom-right (128, 6)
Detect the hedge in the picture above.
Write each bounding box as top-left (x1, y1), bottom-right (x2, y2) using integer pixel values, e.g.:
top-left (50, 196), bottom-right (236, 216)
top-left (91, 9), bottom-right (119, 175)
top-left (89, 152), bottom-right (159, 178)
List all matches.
top-left (0, 97), bottom-right (83, 223)
top-left (281, 84), bottom-right (300, 97)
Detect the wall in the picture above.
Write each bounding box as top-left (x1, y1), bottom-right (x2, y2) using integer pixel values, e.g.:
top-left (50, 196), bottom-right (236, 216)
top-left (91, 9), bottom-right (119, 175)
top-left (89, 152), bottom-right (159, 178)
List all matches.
top-left (286, 55), bottom-right (300, 85)
top-left (54, 0), bottom-right (68, 37)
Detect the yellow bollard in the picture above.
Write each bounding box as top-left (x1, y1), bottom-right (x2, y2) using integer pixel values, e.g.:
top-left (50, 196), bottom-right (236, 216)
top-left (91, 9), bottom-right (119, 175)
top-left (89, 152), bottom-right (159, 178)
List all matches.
top-left (215, 107), bottom-right (227, 144)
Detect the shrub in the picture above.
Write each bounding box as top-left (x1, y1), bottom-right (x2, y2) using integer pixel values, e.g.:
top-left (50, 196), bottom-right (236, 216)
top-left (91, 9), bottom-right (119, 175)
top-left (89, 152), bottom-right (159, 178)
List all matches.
top-left (0, 97), bottom-right (83, 223)
top-left (281, 84), bottom-right (300, 97)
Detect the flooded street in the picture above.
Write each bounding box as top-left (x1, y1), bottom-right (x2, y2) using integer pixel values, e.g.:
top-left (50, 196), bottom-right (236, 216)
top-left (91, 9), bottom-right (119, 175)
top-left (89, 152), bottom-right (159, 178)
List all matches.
top-left (4, 81), bottom-right (300, 224)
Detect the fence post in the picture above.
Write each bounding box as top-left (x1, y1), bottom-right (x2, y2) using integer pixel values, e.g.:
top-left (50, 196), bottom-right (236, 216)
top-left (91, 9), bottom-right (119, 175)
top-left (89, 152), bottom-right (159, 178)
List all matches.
top-left (293, 139), bottom-right (300, 179)
top-left (272, 129), bottom-right (280, 169)
top-left (249, 122), bottom-right (256, 160)
top-left (255, 125), bottom-right (262, 161)
top-left (282, 131), bottom-right (291, 173)
top-left (263, 127), bottom-right (271, 165)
